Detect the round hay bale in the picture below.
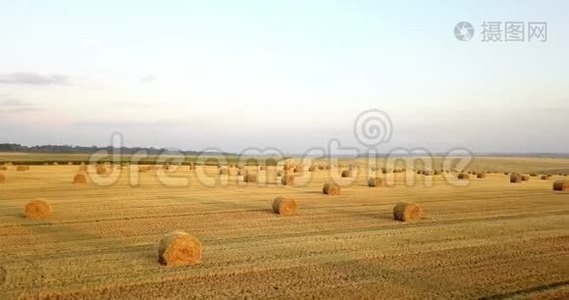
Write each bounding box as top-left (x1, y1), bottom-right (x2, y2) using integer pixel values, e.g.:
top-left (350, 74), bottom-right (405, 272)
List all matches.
top-left (219, 168), bottom-right (228, 175)
top-left (341, 170), bottom-right (352, 178)
top-left (0, 173), bottom-right (5, 183)
top-left (281, 175), bottom-right (295, 186)
top-left (422, 170), bottom-right (432, 176)
top-left (322, 182), bottom-right (341, 196)
top-left (293, 166), bottom-right (303, 173)
top-left (96, 166), bottom-right (107, 175)
top-left (510, 173), bottom-right (522, 183)
top-left (272, 197), bottom-right (297, 216)
top-left (0, 166), bottom-right (7, 171)
top-left (541, 175), bottom-right (548, 180)
top-left (553, 180), bottom-right (569, 191)
top-left (458, 173), bottom-right (469, 180)
top-left (276, 170), bottom-right (284, 177)
top-left (237, 170), bottom-right (244, 176)
top-left (16, 165), bottom-right (28, 172)
top-left (158, 231), bottom-right (202, 266)
top-left (529, 173), bottom-right (537, 177)
top-left (243, 173), bottom-right (257, 183)
top-left (521, 175), bottom-right (530, 182)
top-left (308, 166), bottom-right (316, 172)
top-left (78, 165), bottom-right (88, 172)
top-left (393, 202), bottom-right (422, 222)
top-left (73, 173), bottom-right (88, 184)
top-left (24, 199), bottom-right (52, 219)
top-left (368, 177), bottom-right (383, 188)
top-left (476, 172), bottom-right (486, 179)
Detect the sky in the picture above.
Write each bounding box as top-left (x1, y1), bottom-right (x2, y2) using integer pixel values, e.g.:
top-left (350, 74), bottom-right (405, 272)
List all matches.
top-left (0, 0), bottom-right (568, 154)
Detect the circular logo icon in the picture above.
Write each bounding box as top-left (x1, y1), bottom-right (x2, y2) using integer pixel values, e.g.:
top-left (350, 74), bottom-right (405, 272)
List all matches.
top-left (454, 21), bottom-right (474, 41)
top-left (353, 109), bottom-right (393, 147)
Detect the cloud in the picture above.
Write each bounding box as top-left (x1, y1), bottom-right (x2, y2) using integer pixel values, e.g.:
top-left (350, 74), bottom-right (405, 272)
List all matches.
top-left (0, 98), bottom-right (44, 114)
top-left (72, 120), bottom-right (191, 127)
top-left (0, 72), bottom-right (70, 85)
top-left (141, 75), bottom-right (156, 82)
top-left (541, 105), bottom-right (569, 113)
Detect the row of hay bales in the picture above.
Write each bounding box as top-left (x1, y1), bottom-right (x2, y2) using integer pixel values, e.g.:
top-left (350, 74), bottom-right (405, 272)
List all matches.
top-left (19, 176), bottom-right (569, 267)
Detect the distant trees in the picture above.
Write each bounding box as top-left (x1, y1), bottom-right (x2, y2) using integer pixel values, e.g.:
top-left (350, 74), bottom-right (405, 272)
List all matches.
top-left (0, 143), bottom-right (213, 155)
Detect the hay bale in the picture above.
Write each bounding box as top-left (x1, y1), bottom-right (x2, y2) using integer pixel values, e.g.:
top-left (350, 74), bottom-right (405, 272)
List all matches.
top-left (158, 231), bottom-right (202, 266)
top-left (276, 170), bottom-right (284, 177)
top-left (243, 173), bottom-right (257, 183)
top-left (272, 197), bottom-right (298, 216)
top-left (393, 202), bottom-right (422, 222)
top-left (541, 175), bottom-right (548, 180)
top-left (510, 173), bottom-right (522, 183)
top-left (308, 166), bottom-right (316, 172)
top-left (322, 182), bottom-right (341, 196)
top-left (521, 175), bottom-right (530, 182)
top-left (96, 166), bottom-right (107, 175)
top-left (458, 173), bottom-right (469, 180)
top-left (553, 180), bottom-right (569, 191)
top-left (476, 172), bottom-right (486, 179)
top-left (219, 168), bottom-right (228, 175)
top-left (0, 166), bottom-right (7, 171)
top-left (281, 175), bottom-right (295, 186)
top-left (79, 165), bottom-right (88, 172)
top-left (368, 177), bottom-right (383, 187)
top-left (341, 170), bottom-right (352, 178)
top-left (422, 170), bottom-right (432, 176)
top-left (0, 173), bottom-right (5, 183)
top-left (529, 173), bottom-right (537, 177)
top-left (293, 166), bottom-right (303, 173)
top-left (16, 165), bottom-right (29, 172)
top-left (24, 199), bottom-right (52, 219)
top-left (73, 173), bottom-right (88, 184)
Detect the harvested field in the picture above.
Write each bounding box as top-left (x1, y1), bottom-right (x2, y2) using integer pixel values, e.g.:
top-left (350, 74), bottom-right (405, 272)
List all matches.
top-left (0, 157), bottom-right (569, 299)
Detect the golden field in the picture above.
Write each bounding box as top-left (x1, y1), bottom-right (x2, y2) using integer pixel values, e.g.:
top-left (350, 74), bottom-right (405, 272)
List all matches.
top-left (0, 156), bottom-right (569, 299)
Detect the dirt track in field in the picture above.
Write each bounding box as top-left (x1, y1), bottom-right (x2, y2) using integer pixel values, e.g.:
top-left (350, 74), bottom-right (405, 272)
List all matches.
top-left (0, 157), bottom-right (568, 299)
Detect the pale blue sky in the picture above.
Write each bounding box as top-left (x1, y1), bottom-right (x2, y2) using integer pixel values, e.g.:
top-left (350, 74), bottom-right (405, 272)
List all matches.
top-left (0, 0), bottom-right (568, 153)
